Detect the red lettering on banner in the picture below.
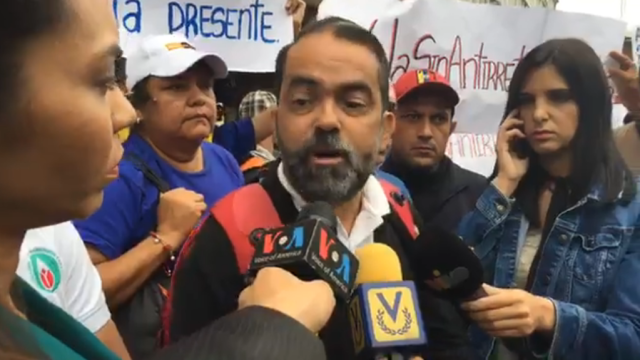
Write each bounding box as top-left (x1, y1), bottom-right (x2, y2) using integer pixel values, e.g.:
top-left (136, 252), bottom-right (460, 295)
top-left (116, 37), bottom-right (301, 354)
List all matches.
top-left (371, 16), bottom-right (622, 107)
top-left (446, 134), bottom-right (497, 159)
top-left (372, 19), bottom-right (527, 91)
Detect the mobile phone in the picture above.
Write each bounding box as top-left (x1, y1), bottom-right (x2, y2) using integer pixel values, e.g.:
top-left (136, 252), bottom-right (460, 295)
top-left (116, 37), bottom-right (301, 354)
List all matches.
top-left (603, 55), bottom-right (620, 95)
top-left (509, 134), bottom-right (529, 159)
top-left (508, 112), bottom-right (530, 159)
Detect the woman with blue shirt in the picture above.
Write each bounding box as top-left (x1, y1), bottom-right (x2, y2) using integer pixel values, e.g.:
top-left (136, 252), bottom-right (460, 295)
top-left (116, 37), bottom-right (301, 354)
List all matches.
top-left (458, 38), bottom-right (640, 359)
top-left (73, 34), bottom-right (251, 358)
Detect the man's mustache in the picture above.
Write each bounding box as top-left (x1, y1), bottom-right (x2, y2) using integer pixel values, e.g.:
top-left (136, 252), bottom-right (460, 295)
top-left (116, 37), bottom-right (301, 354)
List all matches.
top-left (299, 133), bottom-right (352, 157)
top-left (412, 140), bottom-right (437, 150)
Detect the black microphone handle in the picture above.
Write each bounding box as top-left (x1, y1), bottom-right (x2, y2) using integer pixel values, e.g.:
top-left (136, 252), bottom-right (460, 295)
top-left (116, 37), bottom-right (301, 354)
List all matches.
top-left (467, 287), bottom-right (489, 301)
top-left (248, 228), bottom-right (266, 247)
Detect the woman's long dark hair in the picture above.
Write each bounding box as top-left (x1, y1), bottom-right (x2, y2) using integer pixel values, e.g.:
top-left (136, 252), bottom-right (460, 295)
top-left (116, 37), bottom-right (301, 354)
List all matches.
top-left (490, 38), bottom-right (633, 226)
top-left (0, 0), bottom-right (69, 358)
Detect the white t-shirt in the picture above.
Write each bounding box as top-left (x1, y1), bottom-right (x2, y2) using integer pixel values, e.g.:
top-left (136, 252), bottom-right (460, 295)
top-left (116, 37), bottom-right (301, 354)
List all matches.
top-left (16, 221), bottom-right (111, 333)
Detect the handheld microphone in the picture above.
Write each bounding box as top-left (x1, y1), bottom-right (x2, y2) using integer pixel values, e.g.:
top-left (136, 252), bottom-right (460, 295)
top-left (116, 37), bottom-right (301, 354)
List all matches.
top-left (349, 244), bottom-right (427, 360)
top-left (415, 226), bottom-right (485, 300)
top-left (417, 228), bottom-right (527, 355)
top-left (248, 202), bottom-right (359, 300)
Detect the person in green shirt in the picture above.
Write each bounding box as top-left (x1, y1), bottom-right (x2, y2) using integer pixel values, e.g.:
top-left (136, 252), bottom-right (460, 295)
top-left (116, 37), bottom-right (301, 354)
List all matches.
top-left (0, 0), bottom-right (335, 359)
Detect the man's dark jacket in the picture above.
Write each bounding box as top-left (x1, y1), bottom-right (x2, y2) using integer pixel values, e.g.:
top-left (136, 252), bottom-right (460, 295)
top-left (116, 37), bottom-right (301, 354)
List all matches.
top-left (163, 163), bottom-right (473, 359)
top-left (382, 156), bottom-right (488, 232)
top-left (382, 155), bottom-right (487, 356)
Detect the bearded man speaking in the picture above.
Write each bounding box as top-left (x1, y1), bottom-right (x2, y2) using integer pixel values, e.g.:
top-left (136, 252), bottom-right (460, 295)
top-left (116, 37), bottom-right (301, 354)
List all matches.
top-left (163, 17), bottom-right (471, 360)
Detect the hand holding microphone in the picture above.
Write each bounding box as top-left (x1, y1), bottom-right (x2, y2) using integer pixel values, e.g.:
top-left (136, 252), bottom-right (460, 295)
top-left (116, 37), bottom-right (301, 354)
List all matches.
top-left (416, 226), bottom-right (486, 300)
top-left (239, 267), bottom-right (336, 333)
top-left (417, 227), bottom-right (556, 337)
top-left (460, 284), bottom-right (556, 338)
top-left (248, 202), bottom-right (359, 300)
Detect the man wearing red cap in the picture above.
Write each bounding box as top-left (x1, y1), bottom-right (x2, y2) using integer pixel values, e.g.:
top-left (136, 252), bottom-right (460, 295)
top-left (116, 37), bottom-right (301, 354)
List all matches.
top-left (381, 69), bottom-right (487, 232)
top-left (380, 70), bottom-right (486, 354)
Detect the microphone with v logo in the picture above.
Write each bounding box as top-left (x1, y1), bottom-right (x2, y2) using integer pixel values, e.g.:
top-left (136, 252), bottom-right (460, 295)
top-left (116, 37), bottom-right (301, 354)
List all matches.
top-left (377, 291), bottom-right (402, 321)
top-left (348, 244), bottom-right (427, 360)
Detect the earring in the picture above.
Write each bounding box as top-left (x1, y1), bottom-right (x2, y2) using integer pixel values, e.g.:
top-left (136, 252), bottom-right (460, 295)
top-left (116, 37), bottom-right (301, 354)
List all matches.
top-left (135, 117), bottom-right (141, 124)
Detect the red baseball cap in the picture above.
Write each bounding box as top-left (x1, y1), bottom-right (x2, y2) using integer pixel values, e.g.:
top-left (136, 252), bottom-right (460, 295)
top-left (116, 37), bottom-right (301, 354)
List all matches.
top-left (393, 69), bottom-right (459, 106)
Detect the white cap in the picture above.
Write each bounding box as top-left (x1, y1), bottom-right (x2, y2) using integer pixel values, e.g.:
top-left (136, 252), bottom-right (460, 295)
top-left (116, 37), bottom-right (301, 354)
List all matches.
top-left (126, 34), bottom-right (228, 90)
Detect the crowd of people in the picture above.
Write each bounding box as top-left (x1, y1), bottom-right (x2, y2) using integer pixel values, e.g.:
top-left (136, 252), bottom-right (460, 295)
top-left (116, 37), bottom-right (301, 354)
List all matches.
top-left (2, 0), bottom-right (640, 359)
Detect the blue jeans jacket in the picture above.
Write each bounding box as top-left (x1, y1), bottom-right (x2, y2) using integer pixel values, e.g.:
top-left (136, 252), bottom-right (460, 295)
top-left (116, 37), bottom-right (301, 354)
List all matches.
top-left (457, 182), bottom-right (640, 359)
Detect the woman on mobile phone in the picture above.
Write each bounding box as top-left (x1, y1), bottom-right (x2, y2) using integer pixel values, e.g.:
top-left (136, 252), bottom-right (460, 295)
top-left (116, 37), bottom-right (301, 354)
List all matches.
top-left (457, 38), bottom-right (640, 360)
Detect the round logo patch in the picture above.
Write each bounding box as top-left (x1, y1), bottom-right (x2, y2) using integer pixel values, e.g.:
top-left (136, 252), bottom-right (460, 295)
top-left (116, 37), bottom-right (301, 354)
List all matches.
top-left (27, 248), bottom-right (62, 293)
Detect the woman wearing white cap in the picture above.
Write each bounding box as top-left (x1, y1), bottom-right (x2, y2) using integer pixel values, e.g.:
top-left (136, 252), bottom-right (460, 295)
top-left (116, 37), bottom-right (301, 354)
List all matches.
top-left (68, 31), bottom-right (275, 358)
top-left (73, 1), bottom-right (307, 356)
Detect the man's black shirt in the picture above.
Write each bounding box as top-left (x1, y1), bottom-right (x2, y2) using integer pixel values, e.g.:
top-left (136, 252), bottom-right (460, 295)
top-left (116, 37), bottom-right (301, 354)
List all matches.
top-left (164, 164), bottom-right (473, 359)
top-left (382, 156), bottom-right (487, 232)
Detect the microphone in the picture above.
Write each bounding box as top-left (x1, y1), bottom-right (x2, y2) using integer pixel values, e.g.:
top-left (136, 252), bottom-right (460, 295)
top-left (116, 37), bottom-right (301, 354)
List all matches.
top-left (248, 202), bottom-right (359, 301)
top-left (415, 226), bottom-right (485, 300)
top-left (349, 243), bottom-right (427, 359)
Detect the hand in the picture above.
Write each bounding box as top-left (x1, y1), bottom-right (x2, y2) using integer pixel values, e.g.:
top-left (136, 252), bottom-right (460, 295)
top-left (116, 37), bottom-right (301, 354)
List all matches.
top-left (239, 267), bottom-right (335, 333)
top-left (495, 112), bottom-right (529, 187)
top-left (156, 188), bottom-right (207, 248)
top-left (608, 51), bottom-right (640, 112)
top-left (285, 0), bottom-right (306, 33)
top-left (461, 284), bottom-right (556, 338)
top-left (251, 107), bottom-right (277, 142)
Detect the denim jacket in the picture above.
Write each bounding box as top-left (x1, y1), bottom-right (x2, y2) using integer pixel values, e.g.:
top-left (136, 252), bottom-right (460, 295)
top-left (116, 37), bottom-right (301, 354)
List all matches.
top-left (457, 181), bottom-right (640, 360)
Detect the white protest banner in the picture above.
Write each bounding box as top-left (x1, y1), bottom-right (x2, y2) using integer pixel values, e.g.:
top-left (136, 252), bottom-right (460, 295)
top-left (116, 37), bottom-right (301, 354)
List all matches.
top-left (317, 0), bottom-right (412, 29)
top-left (114, 0), bottom-right (294, 72)
top-left (320, 0), bottom-right (627, 176)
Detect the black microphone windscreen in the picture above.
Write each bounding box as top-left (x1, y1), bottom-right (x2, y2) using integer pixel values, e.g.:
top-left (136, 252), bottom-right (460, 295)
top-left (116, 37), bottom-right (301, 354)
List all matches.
top-left (297, 202), bottom-right (338, 230)
top-left (248, 202), bottom-right (358, 300)
top-left (417, 225), bottom-right (484, 299)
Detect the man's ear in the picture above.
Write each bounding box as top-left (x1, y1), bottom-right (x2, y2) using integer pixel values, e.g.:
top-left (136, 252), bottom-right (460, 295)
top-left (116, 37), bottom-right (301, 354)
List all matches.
top-left (381, 110), bottom-right (396, 146)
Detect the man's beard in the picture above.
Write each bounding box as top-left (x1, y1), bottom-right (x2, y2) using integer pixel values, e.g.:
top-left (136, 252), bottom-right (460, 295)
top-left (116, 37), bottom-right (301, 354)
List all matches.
top-left (278, 129), bottom-right (378, 205)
